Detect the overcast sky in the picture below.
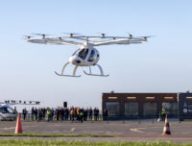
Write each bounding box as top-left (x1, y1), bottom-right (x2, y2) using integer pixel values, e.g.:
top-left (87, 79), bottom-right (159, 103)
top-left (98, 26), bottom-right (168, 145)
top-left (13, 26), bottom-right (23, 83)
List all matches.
top-left (0, 0), bottom-right (192, 109)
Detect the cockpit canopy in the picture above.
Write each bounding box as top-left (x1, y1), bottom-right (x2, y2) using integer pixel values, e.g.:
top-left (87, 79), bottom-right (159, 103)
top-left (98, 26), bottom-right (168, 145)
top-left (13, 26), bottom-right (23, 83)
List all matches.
top-left (78, 48), bottom-right (89, 60)
top-left (72, 48), bottom-right (99, 63)
top-left (72, 48), bottom-right (89, 59)
top-left (88, 49), bottom-right (98, 62)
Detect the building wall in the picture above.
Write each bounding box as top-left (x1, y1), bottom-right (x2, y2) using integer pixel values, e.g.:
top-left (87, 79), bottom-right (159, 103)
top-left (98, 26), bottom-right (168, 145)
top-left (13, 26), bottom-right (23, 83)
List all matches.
top-left (178, 92), bottom-right (192, 121)
top-left (102, 92), bottom-right (179, 120)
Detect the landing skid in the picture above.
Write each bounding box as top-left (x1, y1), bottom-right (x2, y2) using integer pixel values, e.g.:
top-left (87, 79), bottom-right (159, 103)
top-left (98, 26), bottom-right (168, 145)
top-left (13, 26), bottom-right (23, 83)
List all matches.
top-left (55, 62), bottom-right (81, 77)
top-left (83, 64), bottom-right (109, 77)
top-left (83, 71), bottom-right (109, 77)
top-left (55, 62), bottom-right (108, 77)
top-left (54, 71), bottom-right (81, 77)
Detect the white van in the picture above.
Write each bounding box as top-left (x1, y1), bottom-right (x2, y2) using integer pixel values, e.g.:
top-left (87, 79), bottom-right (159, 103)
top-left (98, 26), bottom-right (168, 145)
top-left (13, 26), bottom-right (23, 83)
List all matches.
top-left (0, 104), bottom-right (17, 121)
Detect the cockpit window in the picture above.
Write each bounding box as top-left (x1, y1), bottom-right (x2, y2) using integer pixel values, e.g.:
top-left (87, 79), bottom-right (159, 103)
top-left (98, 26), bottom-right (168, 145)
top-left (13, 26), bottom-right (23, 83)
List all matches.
top-left (72, 49), bottom-right (80, 56)
top-left (88, 50), bottom-right (96, 62)
top-left (78, 49), bottom-right (89, 59)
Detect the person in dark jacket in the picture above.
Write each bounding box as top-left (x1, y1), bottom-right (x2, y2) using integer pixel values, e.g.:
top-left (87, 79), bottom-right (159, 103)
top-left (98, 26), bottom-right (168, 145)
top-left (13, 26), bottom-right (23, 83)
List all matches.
top-left (22, 108), bottom-right (27, 120)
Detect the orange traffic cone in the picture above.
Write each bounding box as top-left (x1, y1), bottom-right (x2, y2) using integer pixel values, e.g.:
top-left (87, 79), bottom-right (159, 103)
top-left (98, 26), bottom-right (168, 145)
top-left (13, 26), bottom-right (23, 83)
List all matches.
top-left (15, 113), bottom-right (23, 134)
top-left (162, 114), bottom-right (171, 135)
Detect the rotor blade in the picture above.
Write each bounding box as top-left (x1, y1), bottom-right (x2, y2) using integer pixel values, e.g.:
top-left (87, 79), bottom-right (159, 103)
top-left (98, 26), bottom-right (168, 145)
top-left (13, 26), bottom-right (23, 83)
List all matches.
top-left (142, 36), bottom-right (152, 41)
top-left (62, 32), bottom-right (81, 38)
top-left (31, 33), bottom-right (52, 39)
top-left (32, 33), bottom-right (51, 36)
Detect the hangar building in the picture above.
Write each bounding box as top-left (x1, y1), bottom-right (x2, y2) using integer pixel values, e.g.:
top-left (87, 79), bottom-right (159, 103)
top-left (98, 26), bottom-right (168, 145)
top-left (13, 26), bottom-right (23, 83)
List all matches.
top-left (102, 92), bottom-right (192, 121)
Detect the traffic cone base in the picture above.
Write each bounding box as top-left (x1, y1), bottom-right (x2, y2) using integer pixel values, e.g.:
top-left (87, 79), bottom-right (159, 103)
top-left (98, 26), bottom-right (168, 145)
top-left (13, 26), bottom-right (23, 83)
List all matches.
top-left (15, 113), bottom-right (23, 134)
top-left (162, 115), bottom-right (171, 135)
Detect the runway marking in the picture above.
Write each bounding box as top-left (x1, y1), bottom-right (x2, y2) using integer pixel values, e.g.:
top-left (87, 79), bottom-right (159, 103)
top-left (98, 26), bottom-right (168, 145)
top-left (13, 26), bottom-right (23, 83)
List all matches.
top-left (3, 127), bottom-right (15, 130)
top-left (130, 128), bottom-right (145, 133)
top-left (3, 125), bottom-right (37, 131)
top-left (70, 127), bottom-right (76, 132)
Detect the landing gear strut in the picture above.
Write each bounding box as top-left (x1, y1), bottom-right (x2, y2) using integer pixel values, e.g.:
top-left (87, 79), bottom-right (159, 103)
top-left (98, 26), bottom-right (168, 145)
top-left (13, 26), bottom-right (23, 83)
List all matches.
top-left (55, 63), bottom-right (109, 77)
top-left (54, 62), bottom-right (81, 77)
top-left (83, 64), bottom-right (109, 77)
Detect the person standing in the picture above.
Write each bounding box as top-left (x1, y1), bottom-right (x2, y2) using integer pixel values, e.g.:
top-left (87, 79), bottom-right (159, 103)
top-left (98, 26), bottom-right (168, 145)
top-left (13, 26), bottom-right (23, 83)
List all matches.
top-left (46, 107), bottom-right (51, 122)
top-left (22, 108), bottom-right (27, 120)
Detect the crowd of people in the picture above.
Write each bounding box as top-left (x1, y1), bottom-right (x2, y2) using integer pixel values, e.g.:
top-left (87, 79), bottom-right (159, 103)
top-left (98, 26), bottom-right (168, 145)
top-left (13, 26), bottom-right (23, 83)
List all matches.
top-left (22, 106), bottom-right (100, 122)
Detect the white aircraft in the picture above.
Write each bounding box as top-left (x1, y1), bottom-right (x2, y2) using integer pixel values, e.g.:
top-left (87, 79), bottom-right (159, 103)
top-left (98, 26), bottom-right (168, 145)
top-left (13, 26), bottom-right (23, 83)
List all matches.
top-left (0, 100), bottom-right (40, 121)
top-left (25, 33), bottom-right (150, 77)
top-left (0, 102), bottom-right (17, 121)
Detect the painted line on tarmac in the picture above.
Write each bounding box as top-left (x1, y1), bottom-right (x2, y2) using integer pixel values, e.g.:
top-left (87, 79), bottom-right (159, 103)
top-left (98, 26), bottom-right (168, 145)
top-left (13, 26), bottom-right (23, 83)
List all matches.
top-left (70, 127), bottom-right (76, 132)
top-left (130, 128), bottom-right (145, 133)
top-left (3, 127), bottom-right (15, 130)
top-left (3, 125), bottom-right (37, 131)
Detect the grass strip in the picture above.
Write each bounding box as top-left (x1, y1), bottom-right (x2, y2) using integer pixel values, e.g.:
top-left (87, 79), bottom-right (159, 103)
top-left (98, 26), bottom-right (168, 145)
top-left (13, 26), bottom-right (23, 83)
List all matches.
top-left (0, 140), bottom-right (192, 146)
top-left (0, 133), bottom-right (115, 138)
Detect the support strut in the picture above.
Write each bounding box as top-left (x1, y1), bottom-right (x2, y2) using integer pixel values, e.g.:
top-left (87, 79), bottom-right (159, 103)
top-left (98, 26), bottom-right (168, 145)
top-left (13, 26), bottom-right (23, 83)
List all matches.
top-left (83, 64), bottom-right (109, 77)
top-left (55, 62), bottom-right (81, 77)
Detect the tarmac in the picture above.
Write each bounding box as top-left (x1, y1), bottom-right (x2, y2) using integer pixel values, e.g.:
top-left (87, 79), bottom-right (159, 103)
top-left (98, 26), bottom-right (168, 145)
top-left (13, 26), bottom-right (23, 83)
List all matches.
top-left (0, 120), bottom-right (192, 143)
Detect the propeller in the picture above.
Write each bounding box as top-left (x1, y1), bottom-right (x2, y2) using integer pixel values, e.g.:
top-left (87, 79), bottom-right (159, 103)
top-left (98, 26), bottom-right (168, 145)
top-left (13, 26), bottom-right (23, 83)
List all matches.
top-left (144, 36), bottom-right (148, 41)
top-left (143, 36), bottom-right (152, 41)
top-left (24, 35), bottom-right (32, 39)
top-left (58, 36), bottom-right (64, 41)
top-left (101, 33), bottom-right (106, 38)
top-left (128, 34), bottom-right (133, 39)
top-left (69, 33), bottom-right (74, 38)
top-left (32, 33), bottom-right (51, 39)
top-left (63, 32), bottom-right (80, 38)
